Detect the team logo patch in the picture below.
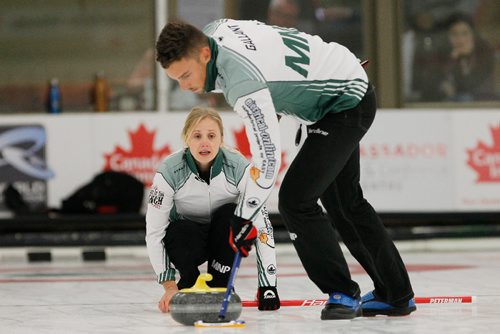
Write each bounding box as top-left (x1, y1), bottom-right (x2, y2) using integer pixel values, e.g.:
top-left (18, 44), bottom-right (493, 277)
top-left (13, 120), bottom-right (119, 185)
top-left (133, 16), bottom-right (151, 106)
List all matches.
top-left (267, 264), bottom-right (276, 275)
top-left (247, 197), bottom-right (260, 208)
top-left (148, 187), bottom-right (164, 208)
top-left (263, 289), bottom-right (276, 299)
top-left (250, 166), bottom-right (261, 182)
top-left (258, 228), bottom-right (275, 248)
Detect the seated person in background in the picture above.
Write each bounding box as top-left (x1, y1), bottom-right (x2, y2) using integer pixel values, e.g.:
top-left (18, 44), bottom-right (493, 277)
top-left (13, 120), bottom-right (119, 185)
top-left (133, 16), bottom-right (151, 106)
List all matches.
top-left (439, 13), bottom-right (495, 101)
top-left (145, 107), bottom-right (280, 313)
top-left (405, 9), bottom-right (448, 102)
top-left (267, 0), bottom-right (300, 28)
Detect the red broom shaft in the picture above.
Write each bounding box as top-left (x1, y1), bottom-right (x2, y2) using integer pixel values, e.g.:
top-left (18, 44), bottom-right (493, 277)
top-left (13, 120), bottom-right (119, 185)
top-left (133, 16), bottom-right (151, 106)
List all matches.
top-left (242, 296), bottom-right (474, 307)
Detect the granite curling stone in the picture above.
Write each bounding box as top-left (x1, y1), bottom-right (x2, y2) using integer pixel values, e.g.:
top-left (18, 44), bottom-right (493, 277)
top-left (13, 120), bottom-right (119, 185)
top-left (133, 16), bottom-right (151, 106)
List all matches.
top-left (169, 273), bottom-right (242, 326)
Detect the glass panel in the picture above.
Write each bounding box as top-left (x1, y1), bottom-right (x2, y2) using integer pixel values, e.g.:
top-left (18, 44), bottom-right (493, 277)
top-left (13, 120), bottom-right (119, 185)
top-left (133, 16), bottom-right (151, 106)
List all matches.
top-left (402, 0), bottom-right (500, 103)
top-left (0, 0), bottom-right (155, 113)
top-left (238, 0), bottom-right (365, 57)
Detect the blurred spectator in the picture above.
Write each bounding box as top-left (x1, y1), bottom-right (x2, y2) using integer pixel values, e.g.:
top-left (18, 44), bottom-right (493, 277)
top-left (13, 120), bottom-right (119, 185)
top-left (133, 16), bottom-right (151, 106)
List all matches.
top-left (438, 13), bottom-right (495, 101)
top-left (238, 0), bottom-right (317, 34)
top-left (405, 0), bottom-right (481, 27)
top-left (266, 0), bottom-right (363, 55)
top-left (267, 0), bottom-right (300, 27)
top-left (402, 0), bottom-right (489, 102)
top-left (239, 0), bottom-right (271, 22)
top-left (404, 9), bottom-right (448, 101)
top-left (310, 0), bottom-right (363, 56)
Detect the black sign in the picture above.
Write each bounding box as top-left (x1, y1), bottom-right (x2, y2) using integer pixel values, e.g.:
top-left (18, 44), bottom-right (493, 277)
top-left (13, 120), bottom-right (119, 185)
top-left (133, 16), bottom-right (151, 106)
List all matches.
top-left (0, 125), bottom-right (54, 211)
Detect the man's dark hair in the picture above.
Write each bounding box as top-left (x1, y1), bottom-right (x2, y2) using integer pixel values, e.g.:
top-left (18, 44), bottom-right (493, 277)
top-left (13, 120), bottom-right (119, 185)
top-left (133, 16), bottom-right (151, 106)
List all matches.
top-left (156, 20), bottom-right (208, 69)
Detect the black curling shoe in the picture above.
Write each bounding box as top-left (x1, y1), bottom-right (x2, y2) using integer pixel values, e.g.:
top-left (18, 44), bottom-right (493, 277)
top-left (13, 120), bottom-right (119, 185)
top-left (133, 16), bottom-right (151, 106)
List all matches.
top-left (361, 291), bottom-right (416, 317)
top-left (320, 292), bottom-right (362, 320)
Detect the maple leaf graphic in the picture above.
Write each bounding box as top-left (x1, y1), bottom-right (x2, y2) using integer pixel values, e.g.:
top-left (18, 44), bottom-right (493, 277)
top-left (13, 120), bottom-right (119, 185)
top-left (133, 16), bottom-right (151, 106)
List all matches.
top-left (232, 126), bottom-right (287, 185)
top-left (104, 123), bottom-right (171, 186)
top-left (466, 124), bottom-right (500, 183)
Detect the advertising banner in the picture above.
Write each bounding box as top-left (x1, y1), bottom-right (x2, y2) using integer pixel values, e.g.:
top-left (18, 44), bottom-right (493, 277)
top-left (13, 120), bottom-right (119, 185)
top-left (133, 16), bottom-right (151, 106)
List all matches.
top-left (359, 111), bottom-right (454, 211)
top-left (452, 111), bottom-right (500, 211)
top-left (0, 125), bottom-right (54, 211)
top-left (0, 109), bottom-right (498, 215)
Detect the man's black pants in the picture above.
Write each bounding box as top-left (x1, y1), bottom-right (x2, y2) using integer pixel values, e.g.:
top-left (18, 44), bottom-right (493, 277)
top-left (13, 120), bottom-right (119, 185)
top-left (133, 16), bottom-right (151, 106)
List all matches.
top-left (279, 86), bottom-right (414, 305)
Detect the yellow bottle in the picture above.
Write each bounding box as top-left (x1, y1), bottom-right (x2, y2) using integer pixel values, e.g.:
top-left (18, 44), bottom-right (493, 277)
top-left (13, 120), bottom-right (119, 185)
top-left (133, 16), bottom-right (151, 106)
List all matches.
top-left (94, 71), bottom-right (109, 112)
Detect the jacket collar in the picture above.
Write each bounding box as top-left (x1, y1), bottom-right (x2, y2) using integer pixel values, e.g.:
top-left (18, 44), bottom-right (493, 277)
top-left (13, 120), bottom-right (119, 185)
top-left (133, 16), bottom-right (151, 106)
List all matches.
top-left (185, 148), bottom-right (223, 179)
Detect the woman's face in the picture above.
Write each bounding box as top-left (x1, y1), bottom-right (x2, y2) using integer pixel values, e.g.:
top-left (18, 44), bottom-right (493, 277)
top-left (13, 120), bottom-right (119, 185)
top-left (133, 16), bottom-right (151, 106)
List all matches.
top-left (449, 21), bottom-right (474, 55)
top-left (187, 117), bottom-right (222, 172)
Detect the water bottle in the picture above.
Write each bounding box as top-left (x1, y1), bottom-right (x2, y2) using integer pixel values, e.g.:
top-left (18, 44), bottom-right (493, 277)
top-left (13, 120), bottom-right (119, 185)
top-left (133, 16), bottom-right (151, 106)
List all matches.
top-left (94, 71), bottom-right (109, 112)
top-left (48, 78), bottom-right (61, 114)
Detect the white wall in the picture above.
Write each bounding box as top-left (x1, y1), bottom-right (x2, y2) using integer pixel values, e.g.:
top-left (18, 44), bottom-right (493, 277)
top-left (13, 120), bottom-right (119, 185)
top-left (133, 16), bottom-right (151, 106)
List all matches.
top-left (1, 109), bottom-right (499, 213)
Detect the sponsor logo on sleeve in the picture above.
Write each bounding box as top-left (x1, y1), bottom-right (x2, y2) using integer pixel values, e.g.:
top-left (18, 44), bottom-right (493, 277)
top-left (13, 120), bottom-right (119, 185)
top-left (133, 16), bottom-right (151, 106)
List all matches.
top-left (242, 98), bottom-right (277, 188)
top-left (246, 197), bottom-right (260, 208)
top-left (260, 206), bottom-right (273, 231)
top-left (148, 186), bottom-right (164, 208)
top-left (249, 166), bottom-right (261, 182)
top-left (232, 126), bottom-right (288, 186)
top-left (266, 264), bottom-right (276, 275)
top-left (258, 227), bottom-right (275, 249)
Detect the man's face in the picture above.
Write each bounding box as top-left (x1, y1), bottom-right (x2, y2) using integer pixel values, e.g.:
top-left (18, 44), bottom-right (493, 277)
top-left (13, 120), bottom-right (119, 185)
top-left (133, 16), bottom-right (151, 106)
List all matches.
top-left (164, 46), bottom-right (211, 94)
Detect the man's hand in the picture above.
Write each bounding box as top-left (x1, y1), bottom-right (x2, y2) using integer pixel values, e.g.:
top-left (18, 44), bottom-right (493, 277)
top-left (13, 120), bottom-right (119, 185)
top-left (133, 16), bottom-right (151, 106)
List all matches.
top-left (158, 280), bottom-right (178, 313)
top-left (257, 286), bottom-right (281, 311)
top-left (229, 215), bottom-right (257, 257)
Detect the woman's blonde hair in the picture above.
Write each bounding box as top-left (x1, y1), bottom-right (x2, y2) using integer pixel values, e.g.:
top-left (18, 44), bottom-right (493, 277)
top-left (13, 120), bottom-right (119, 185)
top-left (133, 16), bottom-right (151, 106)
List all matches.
top-left (181, 107), bottom-right (224, 145)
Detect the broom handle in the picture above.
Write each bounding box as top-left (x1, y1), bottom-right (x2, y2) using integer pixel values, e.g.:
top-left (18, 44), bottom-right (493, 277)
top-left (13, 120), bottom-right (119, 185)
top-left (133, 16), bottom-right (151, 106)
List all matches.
top-left (242, 295), bottom-right (475, 307)
top-left (218, 251), bottom-right (242, 319)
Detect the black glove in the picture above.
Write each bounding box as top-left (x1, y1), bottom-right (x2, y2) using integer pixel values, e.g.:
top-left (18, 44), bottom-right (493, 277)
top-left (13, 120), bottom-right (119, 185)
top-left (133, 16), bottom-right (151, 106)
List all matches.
top-left (257, 286), bottom-right (281, 311)
top-left (229, 215), bottom-right (257, 257)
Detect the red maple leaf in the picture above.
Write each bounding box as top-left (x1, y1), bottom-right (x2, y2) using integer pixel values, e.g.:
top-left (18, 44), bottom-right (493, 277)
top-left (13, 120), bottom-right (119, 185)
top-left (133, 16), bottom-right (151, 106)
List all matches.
top-left (466, 125), bottom-right (500, 183)
top-left (104, 123), bottom-right (171, 186)
top-left (232, 126), bottom-right (288, 185)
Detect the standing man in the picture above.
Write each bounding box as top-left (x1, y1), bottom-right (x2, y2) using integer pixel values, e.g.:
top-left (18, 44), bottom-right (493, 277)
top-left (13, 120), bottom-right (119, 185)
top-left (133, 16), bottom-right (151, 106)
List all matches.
top-left (155, 18), bottom-right (415, 320)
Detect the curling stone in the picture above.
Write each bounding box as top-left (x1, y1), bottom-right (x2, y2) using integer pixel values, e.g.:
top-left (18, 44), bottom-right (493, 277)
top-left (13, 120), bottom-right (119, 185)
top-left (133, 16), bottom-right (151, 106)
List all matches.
top-left (170, 273), bottom-right (242, 326)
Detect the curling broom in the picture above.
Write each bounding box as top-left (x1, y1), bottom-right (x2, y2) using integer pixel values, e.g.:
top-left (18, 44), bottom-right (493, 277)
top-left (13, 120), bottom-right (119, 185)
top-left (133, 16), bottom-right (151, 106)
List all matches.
top-left (242, 295), bottom-right (476, 307)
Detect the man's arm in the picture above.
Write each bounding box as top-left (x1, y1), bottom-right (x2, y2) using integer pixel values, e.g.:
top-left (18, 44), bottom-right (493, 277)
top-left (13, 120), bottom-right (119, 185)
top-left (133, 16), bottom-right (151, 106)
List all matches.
top-left (233, 87), bottom-right (281, 220)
